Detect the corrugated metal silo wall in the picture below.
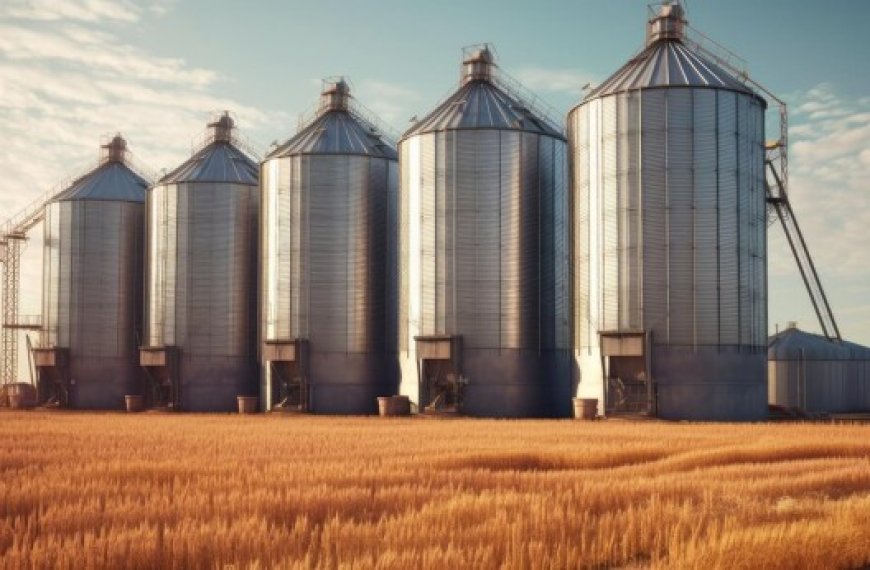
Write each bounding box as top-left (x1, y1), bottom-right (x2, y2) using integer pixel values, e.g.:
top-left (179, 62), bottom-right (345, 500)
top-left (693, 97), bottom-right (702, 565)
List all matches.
top-left (42, 200), bottom-right (144, 409)
top-left (769, 357), bottom-right (870, 413)
top-left (144, 181), bottom-right (259, 411)
top-left (571, 88), bottom-right (768, 420)
top-left (398, 129), bottom-right (570, 417)
top-left (260, 154), bottom-right (398, 413)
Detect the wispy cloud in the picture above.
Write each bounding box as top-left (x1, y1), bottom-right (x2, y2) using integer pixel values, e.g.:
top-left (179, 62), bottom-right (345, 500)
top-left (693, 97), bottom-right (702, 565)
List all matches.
top-left (354, 79), bottom-right (423, 134)
top-left (1, 0), bottom-right (150, 23)
top-left (512, 66), bottom-right (596, 97)
top-left (768, 83), bottom-right (870, 341)
top-left (0, 1), bottom-right (280, 350)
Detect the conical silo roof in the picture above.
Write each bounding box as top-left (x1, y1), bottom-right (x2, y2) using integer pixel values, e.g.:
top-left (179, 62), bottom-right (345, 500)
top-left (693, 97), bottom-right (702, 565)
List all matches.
top-left (583, 3), bottom-right (763, 103)
top-left (159, 113), bottom-right (258, 185)
top-left (268, 79), bottom-right (397, 160)
top-left (768, 325), bottom-right (850, 361)
top-left (55, 135), bottom-right (148, 203)
top-left (403, 47), bottom-right (563, 140)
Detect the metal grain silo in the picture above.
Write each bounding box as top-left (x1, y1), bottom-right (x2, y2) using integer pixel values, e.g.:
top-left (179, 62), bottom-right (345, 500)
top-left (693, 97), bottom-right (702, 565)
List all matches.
top-left (261, 79), bottom-right (398, 414)
top-left (398, 47), bottom-right (571, 417)
top-left (768, 325), bottom-right (870, 414)
top-left (569, 4), bottom-right (768, 420)
top-left (141, 113), bottom-right (259, 411)
top-left (37, 135), bottom-right (148, 409)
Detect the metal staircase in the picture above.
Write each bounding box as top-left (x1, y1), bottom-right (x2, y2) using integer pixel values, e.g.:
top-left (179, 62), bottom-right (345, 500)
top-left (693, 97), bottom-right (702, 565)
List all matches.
top-left (0, 192), bottom-right (53, 385)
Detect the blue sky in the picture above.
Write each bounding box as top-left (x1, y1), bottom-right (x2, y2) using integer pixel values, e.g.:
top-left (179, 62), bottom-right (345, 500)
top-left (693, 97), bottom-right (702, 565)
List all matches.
top-left (1, 0), bottom-right (869, 377)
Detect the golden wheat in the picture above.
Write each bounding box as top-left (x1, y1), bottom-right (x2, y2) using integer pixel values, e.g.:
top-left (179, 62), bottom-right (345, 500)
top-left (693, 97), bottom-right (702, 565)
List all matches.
top-left (0, 412), bottom-right (868, 569)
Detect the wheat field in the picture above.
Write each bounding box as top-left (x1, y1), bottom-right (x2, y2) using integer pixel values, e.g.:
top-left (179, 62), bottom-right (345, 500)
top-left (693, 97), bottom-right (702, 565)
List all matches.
top-left (0, 412), bottom-right (868, 569)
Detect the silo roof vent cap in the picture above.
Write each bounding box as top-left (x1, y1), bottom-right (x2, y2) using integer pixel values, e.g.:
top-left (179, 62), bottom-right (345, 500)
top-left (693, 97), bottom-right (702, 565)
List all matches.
top-left (462, 46), bottom-right (494, 84)
top-left (320, 77), bottom-right (351, 112)
top-left (101, 134), bottom-right (127, 163)
top-left (209, 111), bottom-right (235, 143)
top-left (647, 1), bottom-right (686, 45)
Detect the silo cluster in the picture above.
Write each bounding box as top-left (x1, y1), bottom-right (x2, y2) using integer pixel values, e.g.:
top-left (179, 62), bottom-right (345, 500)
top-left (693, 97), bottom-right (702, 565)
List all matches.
top-left (260, 79), bottom-right (398, 414)
top-left (397, 47), bottom-right (571, 417)
top-left (18, 2), bottom-right (866, 419)
top-left (36, 136), bottom-right (148, 409)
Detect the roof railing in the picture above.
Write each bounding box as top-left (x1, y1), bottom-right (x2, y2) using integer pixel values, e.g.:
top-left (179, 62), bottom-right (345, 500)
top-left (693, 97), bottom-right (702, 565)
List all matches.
top-left (188, 112), bottom-right (263, 162)
top-left (1, 141), bottom-right (156, 237)
top-left (405, 44), bottom-right (564, 138)
top-left (292, 78), bottom-right (400, 147)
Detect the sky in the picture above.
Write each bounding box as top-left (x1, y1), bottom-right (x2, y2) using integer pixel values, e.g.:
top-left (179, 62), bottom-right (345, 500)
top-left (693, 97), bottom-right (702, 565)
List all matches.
top-left (0, 0), bottom-right (868, 380)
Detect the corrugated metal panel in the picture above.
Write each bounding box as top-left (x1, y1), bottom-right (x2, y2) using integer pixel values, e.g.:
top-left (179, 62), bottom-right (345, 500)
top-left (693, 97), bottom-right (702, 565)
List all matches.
top-left (571, 82), bottom-right (767, 419)
top-left (399, 127), bottom-right (567, 414)
top-left (666, 88), bottom-right (694, 346)
top-left (641, 89), bottom-right (668, 340)
top-left (600, 96), bottom-right (618, 333)
top-left (398, 143), bottom-right (410, 353)
top-left (693, 89), bottom-right (719, 346)
top-left (553, 138), bottom-right (570, 350)
top-left (769, 328), bottom-right (870, 412)
top-left (717, 90), bottom-right (739, 345)
top-left (574, 104), bottom-right (592, 349)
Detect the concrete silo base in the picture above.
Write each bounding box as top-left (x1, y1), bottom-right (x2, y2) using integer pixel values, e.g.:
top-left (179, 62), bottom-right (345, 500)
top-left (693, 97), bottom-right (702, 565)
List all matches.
top-left (399, 348), bottom-right (572, 418)
top-left (652, 347), bottom-right (768, 421)
top-left (178, 357), bottom-right (258, 413)
top-left (306, 351), bottom-right (394, 415)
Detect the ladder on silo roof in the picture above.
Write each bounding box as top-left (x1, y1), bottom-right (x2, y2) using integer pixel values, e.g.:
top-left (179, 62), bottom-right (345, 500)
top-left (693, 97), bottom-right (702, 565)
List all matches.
top-left (682, 26), bottom-right (842, 343)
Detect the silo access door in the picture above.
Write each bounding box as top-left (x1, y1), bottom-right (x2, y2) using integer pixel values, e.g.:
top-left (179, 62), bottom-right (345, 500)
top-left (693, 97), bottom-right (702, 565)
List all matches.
top-left (599, 331), bottom-right (654, 415)
top-left (139, 346), bottom-right (180, 409)
top-left (32, 347), bottom-right (70, 407)
top-left (415, 335), bottom-right (463, 414)
top-left (262, 339), bottom-right (308, 412)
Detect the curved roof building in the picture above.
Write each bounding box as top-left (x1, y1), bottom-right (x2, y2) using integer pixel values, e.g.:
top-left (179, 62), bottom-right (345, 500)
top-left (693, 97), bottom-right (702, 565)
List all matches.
top-left (769, 325), bottom-right (870, 413)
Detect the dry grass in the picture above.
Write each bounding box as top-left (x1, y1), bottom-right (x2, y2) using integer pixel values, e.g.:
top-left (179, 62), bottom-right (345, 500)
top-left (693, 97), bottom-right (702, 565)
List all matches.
top-left (0, 412), bottom-right (869, 569)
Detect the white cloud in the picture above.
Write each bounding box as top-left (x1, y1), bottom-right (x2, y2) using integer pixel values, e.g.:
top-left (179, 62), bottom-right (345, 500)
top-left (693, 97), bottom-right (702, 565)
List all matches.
top-left (0, 0), bottom-right (167, 23)
top-left (0, 24), bottom-right (218, 86)
top-left (354, 79), bottom-right (423, 135)
top-left (512, 66), bottom-right (596, 97)
top-left (0, 2), bottom-right (278, 380)
top-left (768, 83), bottom-right (870, 343)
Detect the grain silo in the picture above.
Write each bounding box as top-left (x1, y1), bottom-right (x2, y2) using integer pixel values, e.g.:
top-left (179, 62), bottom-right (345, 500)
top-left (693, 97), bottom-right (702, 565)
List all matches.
top-left (260, 79), bottom-right (398, 414)
top-left (141, 113), bottom-right (259, 411)
top-left (569, 3), bottom-right (768, 420)
top-left (36, 135), bottom-right (148, 409)
top-left (398, 46), bottom-right (571, 417)
top-left (769, 324), bottom-right (870, 414)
